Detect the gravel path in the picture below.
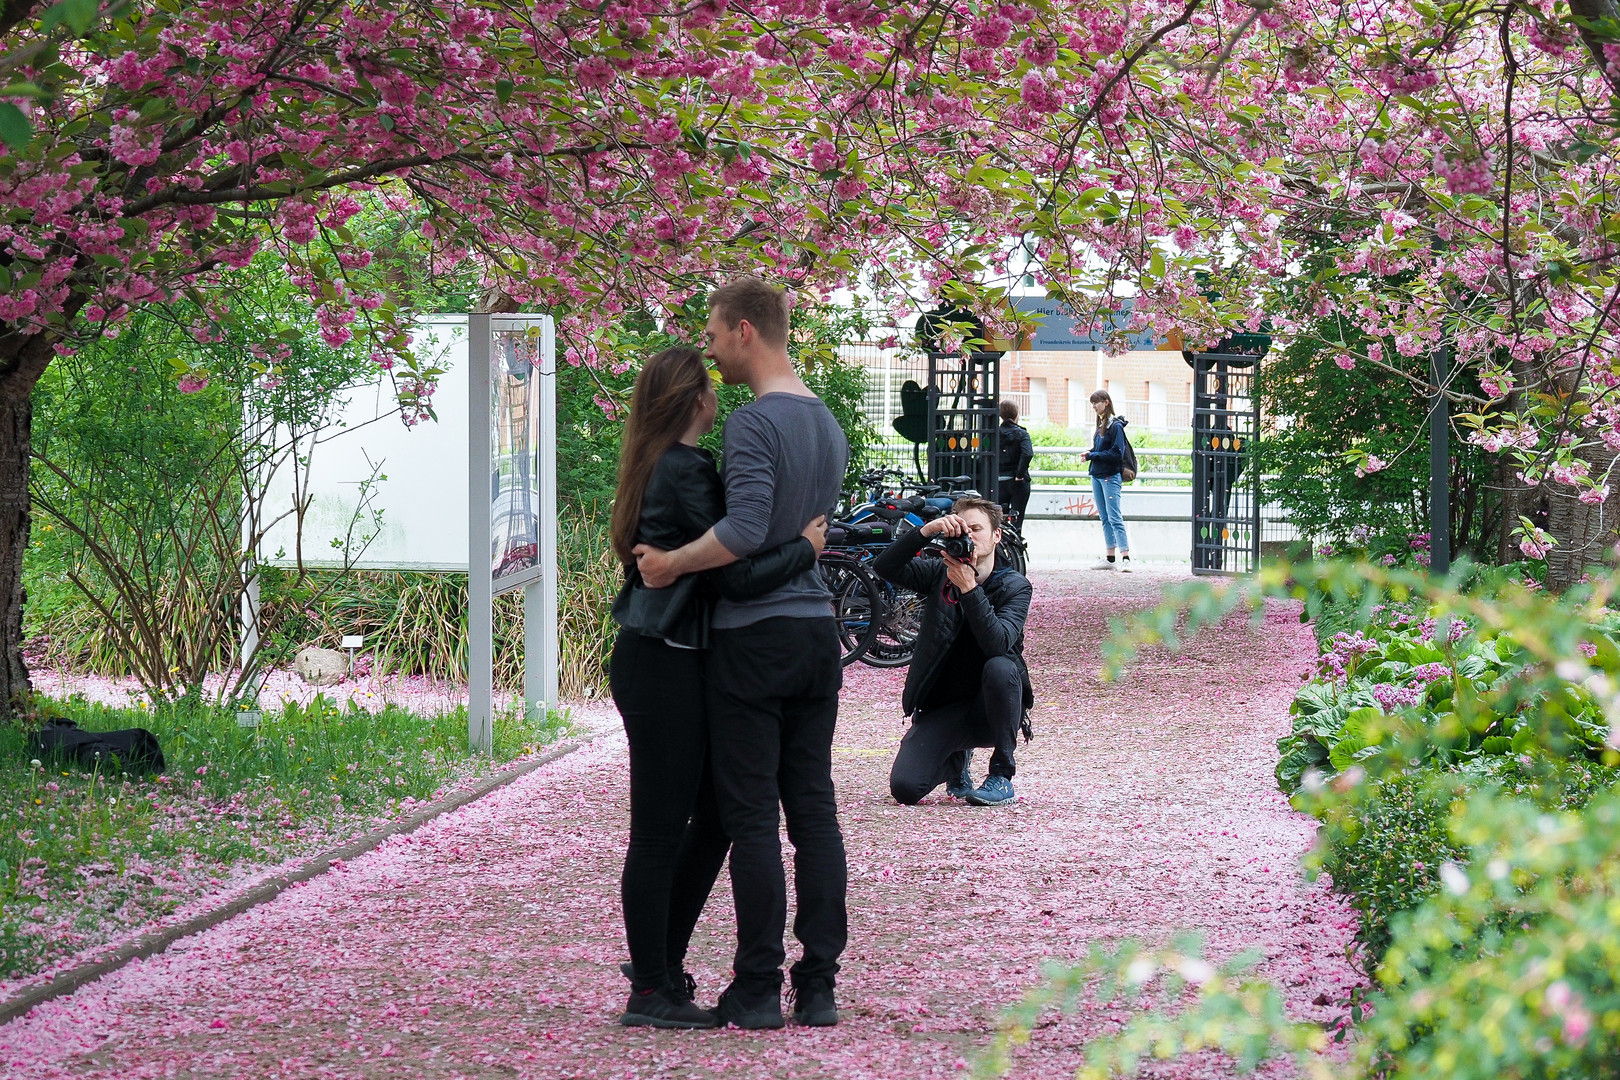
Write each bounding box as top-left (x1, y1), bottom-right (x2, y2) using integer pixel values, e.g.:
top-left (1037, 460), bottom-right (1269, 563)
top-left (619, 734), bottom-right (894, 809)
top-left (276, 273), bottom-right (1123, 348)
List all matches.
top-left (1, 569), bottom-right (1362, 1079)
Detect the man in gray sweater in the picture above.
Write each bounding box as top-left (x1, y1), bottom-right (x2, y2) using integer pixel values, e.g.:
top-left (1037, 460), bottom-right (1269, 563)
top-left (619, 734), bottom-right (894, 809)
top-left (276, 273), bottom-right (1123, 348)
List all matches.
top-left (634, 276), bottom-right (848, 1030)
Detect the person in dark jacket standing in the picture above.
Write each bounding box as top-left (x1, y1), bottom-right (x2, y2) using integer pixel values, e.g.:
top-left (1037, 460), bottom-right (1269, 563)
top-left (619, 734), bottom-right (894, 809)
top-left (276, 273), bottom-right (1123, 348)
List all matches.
top-left (872, 497), bottom-right (1034, 807)
top-left (997, 400), bottom-right (1034, 529)
top-left (1080, 389), bottom-right (1132, 572)
top-left (608, 346), bottom-right (827, 1029)
top-left (634, 276), bottom-right (849, 1030)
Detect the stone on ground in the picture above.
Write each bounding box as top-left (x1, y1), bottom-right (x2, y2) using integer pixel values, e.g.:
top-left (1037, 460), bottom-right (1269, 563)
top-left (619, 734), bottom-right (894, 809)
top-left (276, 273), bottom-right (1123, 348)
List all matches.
top-left (291, 647), bottom-right (347, 687)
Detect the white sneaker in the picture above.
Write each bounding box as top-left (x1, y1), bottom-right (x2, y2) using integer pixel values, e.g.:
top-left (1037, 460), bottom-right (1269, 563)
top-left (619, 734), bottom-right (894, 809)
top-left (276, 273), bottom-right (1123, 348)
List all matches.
top-left (1091, 559), bottom-right (1118, 571)
top-left (1120, 557), bottom-right (1133, 573)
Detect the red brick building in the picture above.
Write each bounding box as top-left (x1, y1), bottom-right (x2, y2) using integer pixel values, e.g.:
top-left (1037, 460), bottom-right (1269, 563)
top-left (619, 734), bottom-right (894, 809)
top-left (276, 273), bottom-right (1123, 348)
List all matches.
top-left (1001, 348), bottom-right (1194, 432)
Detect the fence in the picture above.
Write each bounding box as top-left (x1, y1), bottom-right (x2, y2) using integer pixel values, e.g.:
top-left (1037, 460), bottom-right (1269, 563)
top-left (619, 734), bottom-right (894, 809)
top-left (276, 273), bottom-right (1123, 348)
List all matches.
top-left (859, 443), bottom-right (1299, 548)
top-left (842, 344), bottom-right (1298, 558)
top-left (845, 342), bottom-right (1198, 432)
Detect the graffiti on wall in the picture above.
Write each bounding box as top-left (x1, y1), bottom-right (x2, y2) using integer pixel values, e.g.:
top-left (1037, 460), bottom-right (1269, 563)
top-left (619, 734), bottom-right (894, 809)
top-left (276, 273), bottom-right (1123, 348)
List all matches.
top-left (1059, 495), bottom-right (1097, 518)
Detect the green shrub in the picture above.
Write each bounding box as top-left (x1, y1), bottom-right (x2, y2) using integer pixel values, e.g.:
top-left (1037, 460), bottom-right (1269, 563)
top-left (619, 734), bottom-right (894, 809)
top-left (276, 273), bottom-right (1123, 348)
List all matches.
top-left (1045, 561), bottom-right (1620, 1079)
top-left (1252, 283), bottom-right (1502, 561)
top-left (1311, 770), bottom-right (1459, 960)
top-left (259, 509), bottom-right (620, 698)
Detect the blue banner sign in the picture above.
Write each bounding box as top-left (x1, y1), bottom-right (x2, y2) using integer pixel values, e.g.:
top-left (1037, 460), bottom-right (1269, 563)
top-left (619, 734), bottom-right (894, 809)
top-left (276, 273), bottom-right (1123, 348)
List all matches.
top-left (1011, 296), bottom-right (1169, 352)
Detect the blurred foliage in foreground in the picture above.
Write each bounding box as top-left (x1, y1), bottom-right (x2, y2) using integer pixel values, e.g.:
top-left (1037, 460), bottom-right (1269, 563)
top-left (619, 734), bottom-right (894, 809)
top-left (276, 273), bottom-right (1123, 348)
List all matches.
top-left (981, 559), bottom-right (1620, 1079)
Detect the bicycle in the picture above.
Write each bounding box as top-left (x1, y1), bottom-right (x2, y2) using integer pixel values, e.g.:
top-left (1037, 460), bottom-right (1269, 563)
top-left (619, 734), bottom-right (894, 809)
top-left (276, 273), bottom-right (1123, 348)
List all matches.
top-left (816, 542), bottom-right (883, 667)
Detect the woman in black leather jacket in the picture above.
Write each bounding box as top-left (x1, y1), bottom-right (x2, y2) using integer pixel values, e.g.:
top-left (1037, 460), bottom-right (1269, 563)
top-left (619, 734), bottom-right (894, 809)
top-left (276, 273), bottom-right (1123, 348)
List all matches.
top-left (607, 346), bottom-right (825, 1028)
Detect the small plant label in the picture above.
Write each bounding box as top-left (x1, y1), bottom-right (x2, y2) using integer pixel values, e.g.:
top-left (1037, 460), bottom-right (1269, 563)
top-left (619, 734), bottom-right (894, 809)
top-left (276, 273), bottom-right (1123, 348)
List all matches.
top-left (236, 710), bottom-right (262, 729)
top-left (341, 635), bottom-right (364, 649)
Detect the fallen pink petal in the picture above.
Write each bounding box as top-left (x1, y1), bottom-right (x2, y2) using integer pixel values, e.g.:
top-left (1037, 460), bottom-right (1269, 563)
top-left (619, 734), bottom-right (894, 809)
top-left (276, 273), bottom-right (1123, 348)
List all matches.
top-left (0, 571), bottom-right (1361, 1077)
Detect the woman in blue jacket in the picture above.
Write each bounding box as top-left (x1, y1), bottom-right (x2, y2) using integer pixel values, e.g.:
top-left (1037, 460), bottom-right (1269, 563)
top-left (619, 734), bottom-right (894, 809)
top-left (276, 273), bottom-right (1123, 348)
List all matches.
top-left (1079, 390), bottom-right (1132, 571)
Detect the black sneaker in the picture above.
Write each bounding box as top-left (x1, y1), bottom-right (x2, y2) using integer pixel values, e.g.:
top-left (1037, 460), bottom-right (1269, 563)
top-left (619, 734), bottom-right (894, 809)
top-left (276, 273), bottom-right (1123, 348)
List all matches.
top-left (945, 751), bottom-right (974, 799)
top-left (788, 978), bottom-right (838, 1026)
top-left (620, 984), bottom-right (718, 1029)
top-left (620, 963), bottom-right (699, 1002)
top-left (710, 983), bottom-right (785, 1029)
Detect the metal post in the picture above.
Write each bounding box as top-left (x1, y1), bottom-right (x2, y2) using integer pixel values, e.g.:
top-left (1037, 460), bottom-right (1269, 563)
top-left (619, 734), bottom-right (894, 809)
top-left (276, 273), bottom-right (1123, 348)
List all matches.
top-left (468, 313), bottom-right (494, 753)
top-left (240, 573), bottom-right (260, 669)
top-left (527, 316), bottom-right (559, 717)
top-left (1429, 347), bottom-right (1451, 576)
top-left (882, 346), bottom-right (894, 443)
top-left (239, 395), bottom-right (263, 694)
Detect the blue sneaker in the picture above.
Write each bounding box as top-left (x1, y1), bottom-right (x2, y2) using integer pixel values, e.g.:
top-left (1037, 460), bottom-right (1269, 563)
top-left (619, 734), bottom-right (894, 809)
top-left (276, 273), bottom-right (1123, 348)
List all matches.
top-left (966, 775), bottom-right (1015, 806)
top-left (945, 751), bottom-right (974, 799)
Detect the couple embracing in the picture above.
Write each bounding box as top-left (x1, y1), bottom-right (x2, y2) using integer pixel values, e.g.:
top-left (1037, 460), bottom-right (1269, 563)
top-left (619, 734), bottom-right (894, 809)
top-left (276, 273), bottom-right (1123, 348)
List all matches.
top-left (607, 276), bottom-right (848, 1030)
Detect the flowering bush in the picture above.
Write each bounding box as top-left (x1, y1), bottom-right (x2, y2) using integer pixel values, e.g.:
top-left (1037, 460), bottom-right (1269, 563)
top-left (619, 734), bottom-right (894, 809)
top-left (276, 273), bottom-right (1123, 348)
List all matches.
top-left (1276, 574), bottom-right (1615, 799)
top-left (1061, 561), bottom-right (1620, 1078)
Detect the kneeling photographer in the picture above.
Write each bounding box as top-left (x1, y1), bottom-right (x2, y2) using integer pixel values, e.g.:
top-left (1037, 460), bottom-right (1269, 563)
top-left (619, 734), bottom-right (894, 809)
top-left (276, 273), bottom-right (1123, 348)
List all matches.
top-left (872, 498), bottom-right (1034, 807)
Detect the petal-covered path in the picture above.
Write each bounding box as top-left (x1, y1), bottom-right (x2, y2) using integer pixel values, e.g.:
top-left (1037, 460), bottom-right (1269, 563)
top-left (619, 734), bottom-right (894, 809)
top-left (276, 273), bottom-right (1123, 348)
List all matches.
top-left (3, 570), bottom-right (1361, 1079)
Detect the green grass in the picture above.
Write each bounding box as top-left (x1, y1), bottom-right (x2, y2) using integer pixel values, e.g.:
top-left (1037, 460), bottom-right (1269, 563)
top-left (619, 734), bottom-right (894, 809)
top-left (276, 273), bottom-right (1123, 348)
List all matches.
top-left (0, 696), bottom-right (568, 979)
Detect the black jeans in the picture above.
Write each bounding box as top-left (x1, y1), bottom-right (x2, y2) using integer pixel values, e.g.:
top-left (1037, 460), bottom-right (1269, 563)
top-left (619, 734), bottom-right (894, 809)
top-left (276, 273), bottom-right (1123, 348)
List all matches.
top-left (890, 655), bottom-right (1023, 805)
top-left (612, 631), bottom-right (731, 992)
top-left (706, 616), bottom-right (846, 993)
top-left (1000, 477), bottom-right (1031, 530)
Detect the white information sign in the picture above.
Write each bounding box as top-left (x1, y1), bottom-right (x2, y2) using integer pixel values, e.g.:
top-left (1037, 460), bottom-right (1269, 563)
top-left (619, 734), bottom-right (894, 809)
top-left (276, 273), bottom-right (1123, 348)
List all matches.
top-left (259, 318), bottom-right (471, 570)
top-left (251, 314), bottom-right (558, 752)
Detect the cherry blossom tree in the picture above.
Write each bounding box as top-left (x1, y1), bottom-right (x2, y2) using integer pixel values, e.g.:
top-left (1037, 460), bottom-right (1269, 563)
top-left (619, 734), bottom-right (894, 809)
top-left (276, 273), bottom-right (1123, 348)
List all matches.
top-left (958, 1), bottom-right (1620, 585)
top-left (0, 0), bottom-right (1238, 713)
top-left (7, 0), bottom-right (1619, 717)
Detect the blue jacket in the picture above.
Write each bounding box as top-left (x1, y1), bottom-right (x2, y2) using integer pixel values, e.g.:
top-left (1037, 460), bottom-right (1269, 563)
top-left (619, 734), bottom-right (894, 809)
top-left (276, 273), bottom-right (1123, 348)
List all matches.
top-left (1088, 417), bottom-right (1128, 478)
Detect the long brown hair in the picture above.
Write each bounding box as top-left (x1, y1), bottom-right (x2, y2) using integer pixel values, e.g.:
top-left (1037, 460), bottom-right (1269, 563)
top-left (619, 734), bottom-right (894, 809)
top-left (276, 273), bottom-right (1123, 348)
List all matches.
top-left (610, 347), bottom-right (712, 566)
top-left (1089, 388), bottom-right (1117, 432)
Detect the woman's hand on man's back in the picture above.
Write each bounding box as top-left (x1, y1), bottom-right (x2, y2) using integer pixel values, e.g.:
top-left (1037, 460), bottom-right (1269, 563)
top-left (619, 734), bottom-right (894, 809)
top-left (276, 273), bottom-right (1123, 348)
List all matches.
top-left (802, 515), bottom-right (828, 553)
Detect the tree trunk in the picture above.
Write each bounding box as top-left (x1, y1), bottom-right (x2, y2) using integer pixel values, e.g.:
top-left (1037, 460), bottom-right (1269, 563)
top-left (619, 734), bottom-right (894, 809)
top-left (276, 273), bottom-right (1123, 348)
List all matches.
top-left (0, 330), bottom-right (58, 718)
top-left (1544, 439), bottom-right (1620, 590)
top-left (1568, 0), bottom-right (1620, 96)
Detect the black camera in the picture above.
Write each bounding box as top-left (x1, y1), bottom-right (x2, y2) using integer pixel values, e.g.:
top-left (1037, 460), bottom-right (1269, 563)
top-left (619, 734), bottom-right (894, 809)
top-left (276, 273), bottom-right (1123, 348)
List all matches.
top-left (929, 533), bottom-right (975, 561)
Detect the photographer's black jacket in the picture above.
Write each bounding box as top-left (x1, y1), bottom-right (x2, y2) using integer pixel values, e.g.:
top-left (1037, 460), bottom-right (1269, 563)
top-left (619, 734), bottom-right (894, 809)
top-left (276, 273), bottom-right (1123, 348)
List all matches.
top-left (872, 527), bottom-right (1035, 718)
top-left (612, 444), bottom-right (814, 649)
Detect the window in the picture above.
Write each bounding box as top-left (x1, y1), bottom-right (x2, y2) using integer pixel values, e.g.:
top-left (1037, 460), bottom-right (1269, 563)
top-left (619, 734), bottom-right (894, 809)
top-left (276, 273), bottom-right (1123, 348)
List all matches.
top-left (1028, 377), bottom-right (1048, 424)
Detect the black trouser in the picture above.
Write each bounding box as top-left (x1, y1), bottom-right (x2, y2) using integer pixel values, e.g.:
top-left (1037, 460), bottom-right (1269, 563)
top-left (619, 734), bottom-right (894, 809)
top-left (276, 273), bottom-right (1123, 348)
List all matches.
top-left (1000, 476), bottom-right (1031, 530)
top-left (706, 616), bottom-right (846, 993)
top-left (890, 655), bottom-right (1023, 805)
top-left (612, 631), bottom-right (731, 993)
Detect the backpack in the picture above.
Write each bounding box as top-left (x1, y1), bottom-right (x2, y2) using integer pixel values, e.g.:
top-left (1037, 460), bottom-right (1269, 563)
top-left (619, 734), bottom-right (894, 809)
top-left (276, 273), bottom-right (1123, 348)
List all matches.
top-left (32, 718), bottom-right (166, 775)
top-left (1117, 421), bottom-right (1138, 483)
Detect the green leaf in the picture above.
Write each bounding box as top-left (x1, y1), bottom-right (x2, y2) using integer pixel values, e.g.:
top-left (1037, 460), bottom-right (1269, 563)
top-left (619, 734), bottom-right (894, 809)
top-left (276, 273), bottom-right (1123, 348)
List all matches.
top-left (494, 79), bottom-right (513, 105)
top-left (0, 103), bottom-right (31, 152)
top-left (44, 0), bottom-right (102, 34)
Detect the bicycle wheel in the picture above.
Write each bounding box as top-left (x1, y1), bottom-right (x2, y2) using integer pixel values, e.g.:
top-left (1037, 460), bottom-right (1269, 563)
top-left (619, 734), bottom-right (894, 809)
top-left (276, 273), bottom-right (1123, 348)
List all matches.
top-left (818, 552), bottom-right (880, 666)
top-left (861, 581), bottom-right (923, 668)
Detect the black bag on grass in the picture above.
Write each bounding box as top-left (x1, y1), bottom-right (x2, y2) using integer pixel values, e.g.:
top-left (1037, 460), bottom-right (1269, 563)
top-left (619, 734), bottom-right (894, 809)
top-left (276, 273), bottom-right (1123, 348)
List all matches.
top-left (33, 718), bottom-right (165, 774)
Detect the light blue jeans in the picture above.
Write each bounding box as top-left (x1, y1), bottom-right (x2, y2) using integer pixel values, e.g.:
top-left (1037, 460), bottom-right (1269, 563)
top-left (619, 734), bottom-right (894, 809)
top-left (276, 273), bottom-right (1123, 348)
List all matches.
top-left (1091, 474), bottom-right (1129, 552)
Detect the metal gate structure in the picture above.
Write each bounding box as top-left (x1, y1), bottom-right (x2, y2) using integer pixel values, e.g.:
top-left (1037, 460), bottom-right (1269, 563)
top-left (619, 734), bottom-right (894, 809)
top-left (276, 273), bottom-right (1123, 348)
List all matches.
top-left (925, 349), bottom-right (1001, 501)
top-left (1187, 337), bottom-right (1267, 574)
